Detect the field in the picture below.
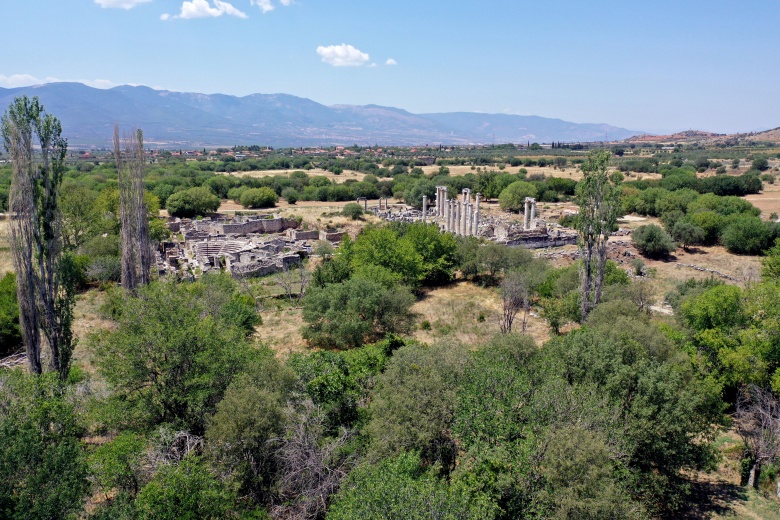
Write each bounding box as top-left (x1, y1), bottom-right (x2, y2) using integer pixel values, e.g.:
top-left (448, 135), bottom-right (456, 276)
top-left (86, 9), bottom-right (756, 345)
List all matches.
top-left (745, 182), bottom-right (780, 220)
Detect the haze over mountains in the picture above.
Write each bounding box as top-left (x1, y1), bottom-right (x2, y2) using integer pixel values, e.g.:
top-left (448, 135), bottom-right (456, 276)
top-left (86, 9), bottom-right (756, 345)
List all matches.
top-left (0, 82), bottom-right (642, 148)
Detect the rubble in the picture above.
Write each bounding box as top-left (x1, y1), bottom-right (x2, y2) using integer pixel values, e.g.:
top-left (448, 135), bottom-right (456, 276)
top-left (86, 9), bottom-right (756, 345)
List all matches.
top-left (161, 214), bottom-right (344, 279)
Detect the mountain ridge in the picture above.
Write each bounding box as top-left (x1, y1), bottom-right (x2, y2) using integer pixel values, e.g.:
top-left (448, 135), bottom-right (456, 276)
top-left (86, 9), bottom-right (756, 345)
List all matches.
top-left (0, 82), bottom-right (643, 147)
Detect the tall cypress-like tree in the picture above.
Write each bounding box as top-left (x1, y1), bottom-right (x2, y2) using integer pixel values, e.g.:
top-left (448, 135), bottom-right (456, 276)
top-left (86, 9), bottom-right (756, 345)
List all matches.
top-left (114, 124), bottom-right (153, 292)
top-left (2, 96), bottom-right (74, 377)
top-left (575, 150), bottom-right (621, 320)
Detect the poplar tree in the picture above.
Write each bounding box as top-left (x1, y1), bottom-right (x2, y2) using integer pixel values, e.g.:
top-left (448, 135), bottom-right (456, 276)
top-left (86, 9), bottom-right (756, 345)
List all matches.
top-left (575, 150), bottom-right (621, 320)
top-left (2, 96), bottom-right (74, 376)
top-left (114, 124), bottom-right (153, 291)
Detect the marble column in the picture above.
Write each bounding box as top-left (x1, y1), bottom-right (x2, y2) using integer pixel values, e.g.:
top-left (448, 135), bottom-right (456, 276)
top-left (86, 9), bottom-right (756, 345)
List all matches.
top-left (474, 193), bottom-right (481, 236)
top-left (524, 198), bottom-right (530, 229)
top-left (422, 195), bottom-right (427, 222)
top-left (530, 199), bottom-right (536, 227)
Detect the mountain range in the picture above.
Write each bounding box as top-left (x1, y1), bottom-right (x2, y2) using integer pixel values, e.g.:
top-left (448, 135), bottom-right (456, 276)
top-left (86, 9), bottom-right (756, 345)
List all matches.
top-left (0, 83), bottom-right (643, 148)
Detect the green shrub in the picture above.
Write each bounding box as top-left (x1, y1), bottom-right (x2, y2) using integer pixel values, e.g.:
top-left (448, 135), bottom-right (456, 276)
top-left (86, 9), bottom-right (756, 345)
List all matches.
top-left (240, 187), bottom-right (278, 209)
top-left (632, 224), bottom-right (676, 258)
top-left (341, 202), bottom-right (364, 220)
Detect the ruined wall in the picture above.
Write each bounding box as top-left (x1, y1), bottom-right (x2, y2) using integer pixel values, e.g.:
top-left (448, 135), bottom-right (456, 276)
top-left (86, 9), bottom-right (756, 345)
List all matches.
top-left (222, 217), bottom-right (298, 235)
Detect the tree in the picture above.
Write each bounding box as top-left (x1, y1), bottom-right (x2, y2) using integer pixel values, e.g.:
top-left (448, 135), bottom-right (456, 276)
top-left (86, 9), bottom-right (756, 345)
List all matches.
top-left (735, 385), bottom-right (780, 491)
top-left (752, 157), bottom-right (770, 171)
top-left (575, 150), bottom-right (622, 320)
top-left (367, 341), bottom-right (471, 469)
top-left (761, 238), bottom-right (780, 281)
top-left (632, 224), bottom-right (676, 258)
top-left (2, 96), bottom-right (74, 377)
top-left (114, 125), bottom-right (153, 291)
top-left (240, 187), bottom-right (277, 209)
top-left (92, 278), bottom-right (258, 433)
top-left (301, 277), bottom-right (415, 349)
top-left (341, 202), bottom-right (364, 219)
top-left (0, 372), bottom-right (90, 519)
top-left (670, 221), bottom-right (705, 251)
top-left (59, 184), bottom-right (98, 250)
top-left (328, 452), bottom-right (496, 520)
top-left (498, 180), bottom-right (538, 212)
top-left (499, 271), bottom-right (530, 333)
top-left (722, 216), bottom-right (771, 255)
top-left (166, 187), bottom-right (220, 217)
top-left (134, 457), bottom-right (236, 520)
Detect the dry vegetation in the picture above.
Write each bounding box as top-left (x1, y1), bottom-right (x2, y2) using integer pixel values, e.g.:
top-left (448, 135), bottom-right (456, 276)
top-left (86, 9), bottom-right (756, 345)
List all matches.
top-left (0, 217), bottom-right (12, 275)
top-left (220, 168), bottom-right (368, 182)
top-left (410, 281), bottom-right (550, 347)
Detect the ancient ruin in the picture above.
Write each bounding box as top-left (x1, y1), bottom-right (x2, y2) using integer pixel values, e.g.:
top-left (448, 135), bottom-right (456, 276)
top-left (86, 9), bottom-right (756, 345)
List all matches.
top-left (160, 214), bottom-right (345, 278)
top-left (372, 188), bottom-right (578, 249)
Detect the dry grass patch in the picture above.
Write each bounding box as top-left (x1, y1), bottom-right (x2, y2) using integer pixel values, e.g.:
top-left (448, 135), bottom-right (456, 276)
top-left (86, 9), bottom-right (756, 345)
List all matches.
top-left (411, 280), bottom-right (550, 346)
top-left (257, 303), bottom-right (307, 358)
top-left (745, 182), bottom-right (780, 220)
top-left (0, 217), bottom-right (12, 275)
top-left (220, 168), bottom-right (367, 183)
top-left (70, 289), bottom-right (115, 377)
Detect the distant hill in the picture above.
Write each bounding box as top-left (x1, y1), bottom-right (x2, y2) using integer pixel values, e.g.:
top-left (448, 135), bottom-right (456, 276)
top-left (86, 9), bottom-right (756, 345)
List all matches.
top-left (0, 82), bottom-right (643, 147)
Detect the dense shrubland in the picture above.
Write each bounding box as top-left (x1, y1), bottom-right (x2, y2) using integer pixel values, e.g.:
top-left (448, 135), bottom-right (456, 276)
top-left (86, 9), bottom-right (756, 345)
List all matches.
top-left (3, 143), bottom-right (780, 517)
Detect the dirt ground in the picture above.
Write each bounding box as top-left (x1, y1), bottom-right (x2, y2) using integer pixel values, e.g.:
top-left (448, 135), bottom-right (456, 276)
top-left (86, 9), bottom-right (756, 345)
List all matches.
top-left (745, 182), bottom-right (780, 220)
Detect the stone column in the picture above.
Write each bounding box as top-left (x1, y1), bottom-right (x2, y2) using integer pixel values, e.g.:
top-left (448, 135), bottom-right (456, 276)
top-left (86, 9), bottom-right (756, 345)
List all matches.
top-left (530, 199), bottom-right (536, 228)
top-left (462, 188), bottom-right (471, 204)
top-left (446, 199), bottom-right (451, 232)
top-left (422, 195), bottom-right (427, 222)
top-left (449, 200), bottom-right (455, 233)
top-left (462, 202), bottom-right (468, 235)
top-left (442, 187), bottom-right (448, 216)
top-left (465, 204), bottom-right (472, 236)
top-left (524, 198), bottom-right (531, 230)
top-left (474, 193), bottom-right (481, 236)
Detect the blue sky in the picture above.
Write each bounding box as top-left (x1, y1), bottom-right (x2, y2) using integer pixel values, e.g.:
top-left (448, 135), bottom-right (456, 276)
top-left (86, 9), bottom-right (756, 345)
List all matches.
top-left (1, 0), bottom-right (778, 134)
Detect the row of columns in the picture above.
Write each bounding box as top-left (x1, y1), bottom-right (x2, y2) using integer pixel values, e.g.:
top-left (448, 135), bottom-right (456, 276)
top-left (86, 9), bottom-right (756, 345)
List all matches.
top-left (434, 186), bottom-right (480, 236)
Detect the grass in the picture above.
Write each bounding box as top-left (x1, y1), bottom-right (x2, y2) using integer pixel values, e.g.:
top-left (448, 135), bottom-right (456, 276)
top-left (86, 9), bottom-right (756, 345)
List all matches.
top-left (410, 280), bottom-right (550, 347)
top-left (681, 429), bottom-right (780, 519)
top-left (0, 218), bottom-right (12, 275)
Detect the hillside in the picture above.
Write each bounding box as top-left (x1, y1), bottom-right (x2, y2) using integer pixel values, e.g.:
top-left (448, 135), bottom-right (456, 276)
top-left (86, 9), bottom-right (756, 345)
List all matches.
top-left (0, 82), bottom-right (642, 147)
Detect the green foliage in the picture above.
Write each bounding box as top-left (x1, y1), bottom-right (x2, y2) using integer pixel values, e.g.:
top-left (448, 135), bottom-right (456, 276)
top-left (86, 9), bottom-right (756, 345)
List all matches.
top-left (752, 157), bottom-right (770, 171)
top-left (341, 202), bottom-right (364, 219)
top-left (301, 277), bottom-right (415, 349)
top-left (670, 221), bottom-right (706, 250)
top-left (367, 341), bottom-right (471, 469)
top-left (92, 279), bottom-right (259, 433)
top-left (89, 432), bottom-right (147, 497)
top-left (761, 238), bottom-right (780, 281)
top-left (498, 180), bottom-right (538, 212)
top-left (206, 355), bottom-right (293, 502)
top-left (328, 452), bottom-right (497, 520)
top-left (0, 272), bottom-right (22, 355)
top-left (166, 187), bottom-right (220, 217)
top-left (0, 372), bottom-right (89, 519)
top-left (240, 187), bottom-right (278, 209)
top-left (134, 456), bottom-right (237, 520)
top-left (281, 186), bottom-right (299, 204)
top-left (721, 216), bottom-right (771, 255)
top-left (632, 224), bottom-right (676, 258)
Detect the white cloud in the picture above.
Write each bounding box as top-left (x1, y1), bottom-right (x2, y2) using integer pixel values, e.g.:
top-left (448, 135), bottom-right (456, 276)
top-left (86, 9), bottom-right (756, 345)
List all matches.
top-left (165, 0), bottom-right (248, 20)
top-left (368, 63), bottom-right (377, 68)
top-left (94, 0), bottom-right (152, 9)
top-left (0, 74), bottom-right (118, 89)
top-left (279, 0), bottom-right (292, 5)
top-left (316, 44), bottom-right (370, 67)
top-left (251, 0), bottom-right (274, 13)
top-left (0, 74), bottom-right (44, 88)
top-left (82, 78), bottom-right (118, 89)
top-left (385, 58), bottom-right (397, 66)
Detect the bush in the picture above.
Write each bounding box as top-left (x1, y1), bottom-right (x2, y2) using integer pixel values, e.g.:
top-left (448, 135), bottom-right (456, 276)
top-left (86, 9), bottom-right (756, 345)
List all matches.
top-left (341, 202), bottom-right (364, 220)
top-left (722, 216), bottom-right (771, 255)
top-left (498, 181), bottom-right (538, 212)
top-left (240, 187), bottom-right (278, 209)
top-left (753, 157), bottom-right (770, 171)
top-left (632, 224), bottom-right (676, 258)
top-left (281, 187), bottom-right (299, 205)
top-left (166, 187), bottom-right (220, 217)
top-left (0, 272), bottom-right (22, 355)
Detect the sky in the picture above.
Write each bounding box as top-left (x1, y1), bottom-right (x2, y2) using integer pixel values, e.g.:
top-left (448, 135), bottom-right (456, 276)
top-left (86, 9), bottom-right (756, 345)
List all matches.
top-left (1, 0), bottom-right (779, 134)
